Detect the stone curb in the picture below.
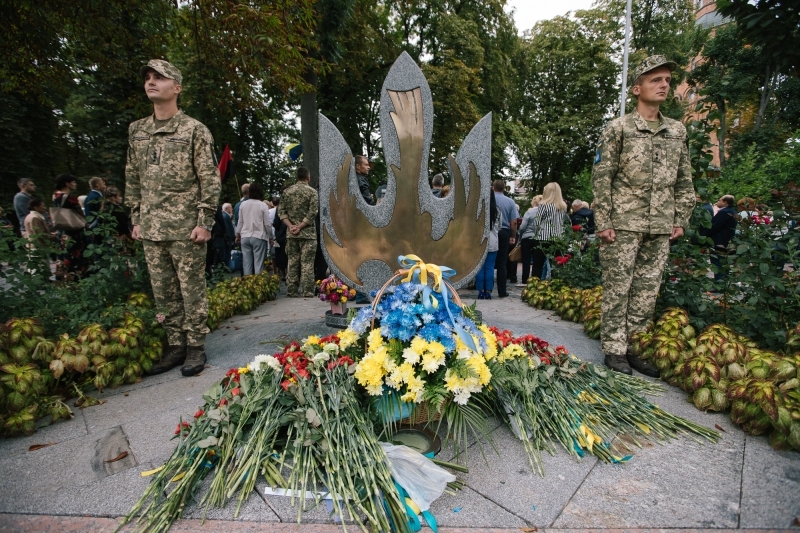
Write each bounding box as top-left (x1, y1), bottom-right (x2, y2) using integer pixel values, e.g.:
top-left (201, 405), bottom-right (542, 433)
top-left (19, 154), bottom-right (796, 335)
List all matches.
top-left (0, 514), bottom-right (796, 533)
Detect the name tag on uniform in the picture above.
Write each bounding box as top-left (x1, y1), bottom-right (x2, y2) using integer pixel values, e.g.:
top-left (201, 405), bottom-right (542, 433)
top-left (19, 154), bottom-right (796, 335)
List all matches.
top-left (132, 134), bottom-right (150, 141)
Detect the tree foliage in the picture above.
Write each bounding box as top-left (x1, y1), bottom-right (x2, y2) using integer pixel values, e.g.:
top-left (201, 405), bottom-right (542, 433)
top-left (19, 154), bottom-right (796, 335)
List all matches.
top-left (510, 9), bottom-right (620, 196)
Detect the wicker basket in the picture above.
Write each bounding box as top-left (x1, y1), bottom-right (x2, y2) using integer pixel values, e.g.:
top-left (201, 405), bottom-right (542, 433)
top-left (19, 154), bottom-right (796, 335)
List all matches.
top-left (400, 402), bottom-right (443, 425)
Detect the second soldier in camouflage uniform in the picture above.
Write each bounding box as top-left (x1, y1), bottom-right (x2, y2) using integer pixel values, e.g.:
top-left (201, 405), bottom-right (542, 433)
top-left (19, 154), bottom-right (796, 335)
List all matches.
top-left (126, 59), bottom-right (221, 377)
top-left (278, 167), bottom-right (318, 298)
top-left (592, 55), bottom-right (695, 376)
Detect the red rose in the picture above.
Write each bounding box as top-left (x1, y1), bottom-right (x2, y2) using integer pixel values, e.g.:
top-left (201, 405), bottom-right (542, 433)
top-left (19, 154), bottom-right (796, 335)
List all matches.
top-left (572, 224), bottom-right (582, 231)
top-left (231, 387), bottom-right (241, 396)
top-left (194, 409), bottom-right (204, 418)
top-left (218, 398), bottom-right (228, 407)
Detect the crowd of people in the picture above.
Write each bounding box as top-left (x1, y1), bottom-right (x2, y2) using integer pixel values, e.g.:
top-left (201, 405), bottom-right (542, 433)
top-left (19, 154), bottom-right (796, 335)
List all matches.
top-left (0, 55), bottom-right (784, 384)
top-left (6, 174), bottom-right (134, 280)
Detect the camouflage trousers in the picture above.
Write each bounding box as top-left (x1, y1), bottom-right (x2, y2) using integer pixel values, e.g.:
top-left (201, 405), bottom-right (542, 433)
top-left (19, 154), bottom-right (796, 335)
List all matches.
top-left (286, 238), bottom-right (317, 297)
top-left (599, 231), bottom-right (670, 355)
top-left (142, 239), bottom-right (209, 347)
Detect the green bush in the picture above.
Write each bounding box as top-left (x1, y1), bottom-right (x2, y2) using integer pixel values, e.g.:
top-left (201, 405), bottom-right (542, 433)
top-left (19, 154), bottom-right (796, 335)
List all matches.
top-left (544, 229), bottom-right (603, 289)
top-left (658, 206), bottom-right (800, 350)
top-left (709, 136), bottom-right (800, 202)
top-left (0, 212), bottom-right (151, 337)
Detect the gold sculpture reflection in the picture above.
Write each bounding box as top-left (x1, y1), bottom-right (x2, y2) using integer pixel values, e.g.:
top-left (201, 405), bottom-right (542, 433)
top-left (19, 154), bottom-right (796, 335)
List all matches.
top-left (323, 88), bottom-right (487, 285)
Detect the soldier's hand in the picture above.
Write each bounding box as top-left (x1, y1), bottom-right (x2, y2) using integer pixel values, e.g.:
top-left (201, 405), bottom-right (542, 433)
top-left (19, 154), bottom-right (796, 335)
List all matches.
top-left (597, 228), bottom-right (616, 244)
top-left (670, 226), bottom-right (685, 241)
top-left (131, 225), bottom-right (141, 240)
top-left (191, 226), bottom-right (212, 244)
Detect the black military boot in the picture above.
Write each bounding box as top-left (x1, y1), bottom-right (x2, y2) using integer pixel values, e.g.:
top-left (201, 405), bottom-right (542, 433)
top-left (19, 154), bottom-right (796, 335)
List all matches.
top-left (181, 345), bottom-right (207, 377)
top-left (148, 345), bottom-right (186, 375)
top-left (627, 352), bottom-right (660, 378)
top-left (604, 353), bottom-right (632, 375)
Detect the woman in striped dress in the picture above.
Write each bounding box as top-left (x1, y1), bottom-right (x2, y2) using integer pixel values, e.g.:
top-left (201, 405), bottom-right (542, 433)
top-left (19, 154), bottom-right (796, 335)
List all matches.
top-left (518, 182), bottom-right (569, 283)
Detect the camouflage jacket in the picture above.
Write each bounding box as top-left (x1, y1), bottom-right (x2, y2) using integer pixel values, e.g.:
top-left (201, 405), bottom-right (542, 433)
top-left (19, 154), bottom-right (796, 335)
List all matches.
top-left (591, 110), bottom-right (695, 235)
top-left (278, 182), bottom-right (318, 240)
top-left (125, 111), bottom-right (221, 241)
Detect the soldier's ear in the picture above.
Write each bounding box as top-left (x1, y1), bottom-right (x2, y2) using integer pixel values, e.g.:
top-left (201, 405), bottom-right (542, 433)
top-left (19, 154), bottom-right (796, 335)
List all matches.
top-left (174, 82), bottom-right (182, 95)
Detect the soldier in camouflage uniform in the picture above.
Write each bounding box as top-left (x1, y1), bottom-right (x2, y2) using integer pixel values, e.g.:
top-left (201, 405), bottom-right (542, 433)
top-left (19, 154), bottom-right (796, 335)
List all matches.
top-left (126, 59), bottom-right (221, 377)
top-left (278, 167), bottom-right (318, 298)
top-left (592, 55), bottom-right (695, 377)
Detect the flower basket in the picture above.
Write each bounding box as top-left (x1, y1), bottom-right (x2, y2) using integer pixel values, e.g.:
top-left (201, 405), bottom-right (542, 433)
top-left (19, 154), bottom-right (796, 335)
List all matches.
top-left (317, 275), bottom-right (355, 308)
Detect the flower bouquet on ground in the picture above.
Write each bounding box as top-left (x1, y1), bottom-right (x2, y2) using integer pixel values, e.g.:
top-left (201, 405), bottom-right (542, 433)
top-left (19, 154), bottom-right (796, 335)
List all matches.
top-left (317, 275), bottom-right (356, 315)
top-left (118, 342), bottom-right (417, 533)
top-left (122, 255), bottom-right (722, 533)
top-left (486, 327), bottom-right (720, 476)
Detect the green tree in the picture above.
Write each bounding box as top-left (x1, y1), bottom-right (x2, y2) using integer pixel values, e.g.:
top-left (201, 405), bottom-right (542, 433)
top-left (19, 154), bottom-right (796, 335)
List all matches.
top-left (317, 0), bottom-right (400, 177)
top-left (510, 9), bottom-right (620, 196)
top-left (597, 0), bottom-right (704, 119)
top-left (390, 0), bottom-right (520, 181)
top-left (687, 24), bottom-right (763, 167)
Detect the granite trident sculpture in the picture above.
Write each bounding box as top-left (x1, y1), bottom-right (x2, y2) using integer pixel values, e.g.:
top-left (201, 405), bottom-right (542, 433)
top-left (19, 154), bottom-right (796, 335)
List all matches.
top-left (318, 52), bottom-right (493, 293)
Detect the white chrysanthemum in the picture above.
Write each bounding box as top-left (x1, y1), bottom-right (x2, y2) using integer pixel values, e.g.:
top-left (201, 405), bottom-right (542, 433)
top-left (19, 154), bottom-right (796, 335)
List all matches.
top-left (402, 347), bottom-right (420, 365)
top-left (457, 348), bottom-right (472, 360)
top-left (454, 390), bottom-right (471, 405)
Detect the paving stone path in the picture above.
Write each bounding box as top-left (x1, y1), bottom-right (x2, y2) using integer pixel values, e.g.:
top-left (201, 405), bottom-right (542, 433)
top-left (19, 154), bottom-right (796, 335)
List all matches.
top-left (1, 283), bottom-right (798, 532)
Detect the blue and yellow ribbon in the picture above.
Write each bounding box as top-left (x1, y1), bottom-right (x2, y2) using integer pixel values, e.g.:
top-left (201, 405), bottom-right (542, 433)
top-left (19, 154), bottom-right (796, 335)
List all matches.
top-left (397, 255), bottom-right (477, 352)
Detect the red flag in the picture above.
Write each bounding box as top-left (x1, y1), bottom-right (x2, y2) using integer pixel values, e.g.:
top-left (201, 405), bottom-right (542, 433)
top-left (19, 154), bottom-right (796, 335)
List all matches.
top-left (218, 145), bottom-right (234, 182)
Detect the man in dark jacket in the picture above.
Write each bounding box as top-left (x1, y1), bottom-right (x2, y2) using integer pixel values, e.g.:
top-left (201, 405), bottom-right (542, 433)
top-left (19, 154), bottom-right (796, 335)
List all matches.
top-left (355, 155), bottom-right (375, 205)
top-left (706, 195), bottom-right (737, 281)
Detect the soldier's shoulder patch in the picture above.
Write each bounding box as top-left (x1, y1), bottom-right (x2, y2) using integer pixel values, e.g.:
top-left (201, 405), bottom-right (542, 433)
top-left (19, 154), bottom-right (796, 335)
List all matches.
top-left (594, 142), bottom-right (602, 164)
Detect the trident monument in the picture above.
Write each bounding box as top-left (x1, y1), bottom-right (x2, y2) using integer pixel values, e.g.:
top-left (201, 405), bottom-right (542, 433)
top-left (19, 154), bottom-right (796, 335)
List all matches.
top-left (318, 52), bottom-right (493, 293)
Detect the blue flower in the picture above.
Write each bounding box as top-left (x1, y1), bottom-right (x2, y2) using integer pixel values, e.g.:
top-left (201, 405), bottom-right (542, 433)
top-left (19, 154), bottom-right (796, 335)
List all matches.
top-left (350, 307), bottom-right (374, 335)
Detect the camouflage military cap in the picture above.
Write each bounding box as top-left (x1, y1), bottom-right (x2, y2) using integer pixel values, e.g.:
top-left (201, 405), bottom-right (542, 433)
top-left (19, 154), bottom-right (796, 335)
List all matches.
top-left (631, 55), bottom-right (677, 83)
top-left (139, 59), bottom-right (182, 85)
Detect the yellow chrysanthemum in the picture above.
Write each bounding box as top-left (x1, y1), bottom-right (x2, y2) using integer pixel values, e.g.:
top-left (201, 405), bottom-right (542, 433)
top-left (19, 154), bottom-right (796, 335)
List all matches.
top-left (367, 329), bottom-right (384, 353)
top-left (387, 362), bottom-right (415, 389)
top-left (337, 328), bottom-right (359, 349)
top-left (410, 336), bottom-right (428, 354)
top-left (467, 355), bottom-right (492, 385)
top-left (498, 344), bottom-right (526, 363)
top-left (421, 349), bottom-right (445, 373)
top-left (237, 366), bottom-right (250, 375)
top-left (427, 341), bottom-right (445, 358)
top-left (478, 325), bottom-right (498, 361)
top-left (304, 335), bottom-right (321, 345)
top-left (354, 350), bottom-right (388, 395)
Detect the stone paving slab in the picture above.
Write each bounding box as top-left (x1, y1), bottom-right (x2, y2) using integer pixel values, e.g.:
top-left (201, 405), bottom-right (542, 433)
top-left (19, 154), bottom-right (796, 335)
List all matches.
top-left (740, 433), bottom-right (800, 528)
top-left (2, 283), bottom-right (800, 530)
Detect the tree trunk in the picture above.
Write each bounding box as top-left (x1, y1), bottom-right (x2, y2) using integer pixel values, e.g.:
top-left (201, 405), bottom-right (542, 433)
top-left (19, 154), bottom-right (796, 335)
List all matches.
top-left (301, 69), bottom-right (319, 189)
top-left (754, 63), bottom-right (775, 132)
top-left (717, 99), bottom-right (726, 168)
